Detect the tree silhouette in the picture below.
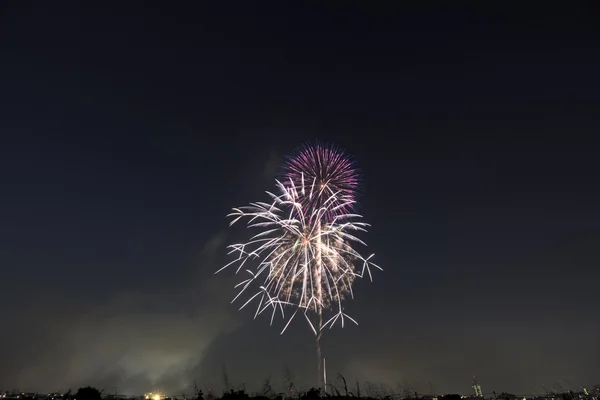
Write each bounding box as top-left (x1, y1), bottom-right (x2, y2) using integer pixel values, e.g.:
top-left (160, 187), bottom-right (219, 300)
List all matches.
top-left (222, 390), bottom-right (249, 400)
top-left (301, 388), bottom-right (321, 400)
top-left (498, 393), bottom-right (516, 400)
top-left (75, 387), bottom-right (101, 400)
top-left (193, 380), bottom-right (204, 400)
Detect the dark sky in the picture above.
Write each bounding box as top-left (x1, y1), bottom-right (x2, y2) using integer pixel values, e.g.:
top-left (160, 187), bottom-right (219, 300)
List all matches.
top-left (1, 2), bottom-right (599, 396)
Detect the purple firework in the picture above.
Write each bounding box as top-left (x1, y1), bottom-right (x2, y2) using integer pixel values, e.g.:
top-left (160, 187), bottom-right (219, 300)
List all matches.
top-left (283, 142), bottom-right (360, 222)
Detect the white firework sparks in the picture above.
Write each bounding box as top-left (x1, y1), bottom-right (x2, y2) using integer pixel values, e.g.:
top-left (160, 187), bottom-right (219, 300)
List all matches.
top-left (217, 177), bottom-right (381, 335)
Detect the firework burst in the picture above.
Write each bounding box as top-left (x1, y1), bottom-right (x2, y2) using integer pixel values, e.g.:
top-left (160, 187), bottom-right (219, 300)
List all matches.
top-left (217, 179), bottom-right (379, 333)
top-left (218, 143), bottom-right (380, 388)
top-left (283, 142), bottom-right (360, 222)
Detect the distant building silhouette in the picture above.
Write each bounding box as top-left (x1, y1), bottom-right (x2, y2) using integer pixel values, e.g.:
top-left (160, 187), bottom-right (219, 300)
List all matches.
top-left (472, 377), bottom-right (483, 398)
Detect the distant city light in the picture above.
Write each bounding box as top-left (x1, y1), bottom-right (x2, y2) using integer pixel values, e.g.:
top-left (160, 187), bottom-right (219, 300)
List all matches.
top-left (143, 392), bottom-right (162, 400)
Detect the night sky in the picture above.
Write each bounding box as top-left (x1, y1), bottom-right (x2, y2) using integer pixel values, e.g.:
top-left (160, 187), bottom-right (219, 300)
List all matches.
top-left (1, 2), bottom-right (599, 396)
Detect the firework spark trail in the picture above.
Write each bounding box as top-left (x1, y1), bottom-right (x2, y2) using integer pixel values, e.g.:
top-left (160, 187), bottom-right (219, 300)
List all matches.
top-left (217, 179), bottom-right (381, 333)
